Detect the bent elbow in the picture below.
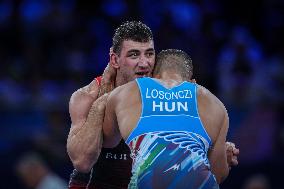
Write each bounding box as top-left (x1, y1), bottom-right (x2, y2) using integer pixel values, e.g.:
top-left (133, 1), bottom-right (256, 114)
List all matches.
top-left (66, 135), bottom-right (102, 173)
top-left (68, 149), bottom-right (101, 173)
top-left (66, 144), bottom-right (92, 173)
top-left (73, 159), bottom-right (93, 173)
top-left (66, 139), bottom-right (78, 163)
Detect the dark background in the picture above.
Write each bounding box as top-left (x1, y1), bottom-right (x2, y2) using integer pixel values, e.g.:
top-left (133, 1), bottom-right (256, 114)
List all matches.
top-left (0, 0), bottom-right (283, 188)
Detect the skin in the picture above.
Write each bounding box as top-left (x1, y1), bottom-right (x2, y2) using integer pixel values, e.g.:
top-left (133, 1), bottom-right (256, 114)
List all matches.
top-left (67, 40), bottom-right (239, 175)
top-left (226, 141), bottom-right (239, 168)
top-left (111, 40), bottom-right (155, 86)
top-left (102, 71), bottom-right (230, 184)
top-left (66, 40), bottom-right (155, 173)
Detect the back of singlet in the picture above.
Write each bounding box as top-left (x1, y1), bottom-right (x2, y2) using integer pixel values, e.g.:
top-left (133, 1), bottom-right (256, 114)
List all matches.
top-left (126, 77), bottom-right (219, 189)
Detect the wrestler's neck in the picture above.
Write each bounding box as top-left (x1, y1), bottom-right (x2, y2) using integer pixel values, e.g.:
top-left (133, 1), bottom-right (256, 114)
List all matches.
top-left (155, 72), bottom-right (184, 88)
top-left (115, 75), bottom-right (126, 87)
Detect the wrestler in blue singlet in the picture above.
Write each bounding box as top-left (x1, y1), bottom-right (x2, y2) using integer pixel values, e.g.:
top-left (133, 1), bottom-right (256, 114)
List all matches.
top-left (126, 77), bottom-right (219, 189)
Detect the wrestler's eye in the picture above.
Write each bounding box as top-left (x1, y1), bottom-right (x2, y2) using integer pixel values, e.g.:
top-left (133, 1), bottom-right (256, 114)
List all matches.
top-left (128, 52), bottom-right (139, 58)
top-left (145, 52), bottom-right (154, 58)
top-left (129, 52), bottom-right (139, 57)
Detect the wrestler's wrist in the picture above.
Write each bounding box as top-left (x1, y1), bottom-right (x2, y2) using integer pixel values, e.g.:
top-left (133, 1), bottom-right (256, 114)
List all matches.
top-left (71, 169), bottom-right (92, 181)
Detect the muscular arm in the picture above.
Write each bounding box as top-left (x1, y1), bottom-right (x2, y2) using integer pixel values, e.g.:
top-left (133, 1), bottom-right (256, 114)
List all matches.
top-left (102, 89), bottom-right (122, 148)
top-left (192, 80), bottom-right (239, 171)
top-left (67, 80), bottom-right (103, 173)
top-left (208, 109), bottom-right (230, 184)
top-left (67, 60), bottom-right (117, 173)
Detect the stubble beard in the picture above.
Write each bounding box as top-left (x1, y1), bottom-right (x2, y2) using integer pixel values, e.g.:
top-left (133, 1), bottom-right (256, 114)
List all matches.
top-left (116, 70), bottom-right (134, 87)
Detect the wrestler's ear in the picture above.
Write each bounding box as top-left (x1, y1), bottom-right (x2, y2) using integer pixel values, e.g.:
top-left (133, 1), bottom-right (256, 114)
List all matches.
top-left (110, 53), bottom-right (120, 69)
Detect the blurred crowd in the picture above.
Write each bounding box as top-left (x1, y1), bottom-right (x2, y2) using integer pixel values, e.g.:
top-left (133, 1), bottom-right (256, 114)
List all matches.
top-left (0, 0), bottom-right (283, 188)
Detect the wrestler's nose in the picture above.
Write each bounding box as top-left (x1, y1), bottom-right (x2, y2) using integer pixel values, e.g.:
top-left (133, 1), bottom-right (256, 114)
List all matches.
top-left (138, 56), bottom-right (149, 68)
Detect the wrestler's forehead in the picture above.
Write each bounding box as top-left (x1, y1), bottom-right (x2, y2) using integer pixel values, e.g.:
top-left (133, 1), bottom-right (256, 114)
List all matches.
top-left (121, 40), bottom-right (154, 52)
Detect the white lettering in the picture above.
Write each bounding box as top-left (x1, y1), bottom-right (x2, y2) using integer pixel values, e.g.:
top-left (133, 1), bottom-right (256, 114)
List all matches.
top-left (159, 91), bottom-right (164, 99)
top-left (151, 89), bottom-right (158, 98)
top-left (165, 102), bottom-right (175, 112)
top-left (184, 90), bottom-right (192, 98)
top-left (145, 89), bottom-right (193, 100)
top-left (172, 91), bottom-right (178, 99)
top-left (153, 101), bottom-right (163, 111)
top-left (146, 88), bottom-right (151, 98)
top-left (106, 153), bottom-right (112, 159)
top-left (178, 91), bottom-right (184, 98)
top-left (177, 102), bottom-right (188, 111)
top-left (152, 101), bottom-right (189, 112)
top-left (165, 92), bottom-right (171, 100)
top-left (105, 153), bottom-right (128, 160)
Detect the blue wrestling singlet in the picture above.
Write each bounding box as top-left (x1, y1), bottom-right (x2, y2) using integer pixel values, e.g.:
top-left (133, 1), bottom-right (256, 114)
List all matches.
top-left (125, 77), bottom-right (219, 189)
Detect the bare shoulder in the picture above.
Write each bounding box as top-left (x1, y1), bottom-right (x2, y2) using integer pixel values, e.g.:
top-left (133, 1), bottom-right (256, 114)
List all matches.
top-left (196, 85), bottom-right (228, 130)
top-left (197, 85), bottom-right (227, 113)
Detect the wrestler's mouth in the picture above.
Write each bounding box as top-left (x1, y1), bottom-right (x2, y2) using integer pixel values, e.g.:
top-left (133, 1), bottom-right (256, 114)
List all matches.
top-left (135, 71), bottom-right (149, 77)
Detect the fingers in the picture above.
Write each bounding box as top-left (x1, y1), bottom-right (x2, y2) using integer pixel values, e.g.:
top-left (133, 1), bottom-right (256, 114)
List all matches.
top-left (225, 141), bottom-right (239, 168)
top-left (231, 156), bottom-right (238, 166)
top-left (98, 47), bottom-right (117, 97)
top-left (226, 141), bottom-right (234, 147)
top-left (98, 63), bottom-right (117, 97)
top-left (96, 93), bottom-right (109, 102)
top-left (227, 142), bottom-right (240, 156)
top-left (93, 94), bottom-right (109, 112)
top-left (233, 147), bottom-right (240, 155)
top-left (226, 142), bottom-right (238, 152)
top-left (229, 152), bottom-right (239, 167)
top-left (103, 63), bottom-right (117, 81)
top-left (87, 94), bottom-right (109, 131)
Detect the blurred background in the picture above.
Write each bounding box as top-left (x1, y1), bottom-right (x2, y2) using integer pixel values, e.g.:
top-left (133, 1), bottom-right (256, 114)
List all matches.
top-left (0, 0), bottom-right (283, 188)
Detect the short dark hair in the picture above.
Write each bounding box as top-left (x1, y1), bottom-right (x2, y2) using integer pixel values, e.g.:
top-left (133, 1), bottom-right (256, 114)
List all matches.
top-left (112, 21), bottom-right (153, 54)
top-left (154, 49), bottom-right (193, 80)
